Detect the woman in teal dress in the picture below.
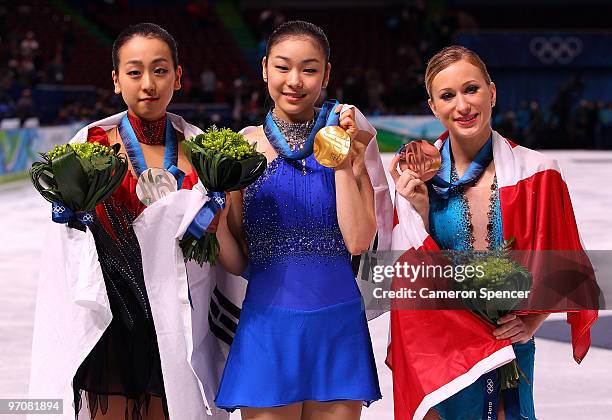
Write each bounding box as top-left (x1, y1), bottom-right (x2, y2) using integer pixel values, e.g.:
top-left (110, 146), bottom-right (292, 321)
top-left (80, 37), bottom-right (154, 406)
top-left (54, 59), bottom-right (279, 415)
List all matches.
top-left (390, 46), bottom-right (548, 420)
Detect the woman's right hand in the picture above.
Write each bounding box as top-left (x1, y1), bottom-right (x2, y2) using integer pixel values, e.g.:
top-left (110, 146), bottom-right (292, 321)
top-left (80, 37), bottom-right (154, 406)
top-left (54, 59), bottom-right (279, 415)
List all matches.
top-left (389, 154), bottom-right (430, 222)
top-left (205, 193), bottom-right (230, 234)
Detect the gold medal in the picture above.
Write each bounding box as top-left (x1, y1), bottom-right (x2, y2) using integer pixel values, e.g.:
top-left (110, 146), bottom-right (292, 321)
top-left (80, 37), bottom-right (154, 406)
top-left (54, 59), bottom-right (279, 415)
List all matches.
top-left (313, 126), bottom-right (351, 168)
top-left (400, 140), bottom-right (441, 182)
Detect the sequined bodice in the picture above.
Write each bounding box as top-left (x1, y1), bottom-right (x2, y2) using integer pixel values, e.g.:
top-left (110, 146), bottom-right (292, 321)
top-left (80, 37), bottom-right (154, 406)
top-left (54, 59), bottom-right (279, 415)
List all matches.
top-left (428, 163), bottom-right (504, 251)
top-left (242, 152), bottom-right (360, 310)
top-left (244, 154), bottom-right (348, 263)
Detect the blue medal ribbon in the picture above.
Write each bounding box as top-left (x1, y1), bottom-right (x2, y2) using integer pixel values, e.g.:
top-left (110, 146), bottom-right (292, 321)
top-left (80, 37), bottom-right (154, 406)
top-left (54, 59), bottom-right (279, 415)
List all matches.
top-left (118, 114), bottom-right (184, 186)
top-left (263, 100), bottom-right (340, 160)
top-left (167, 164), bottom-right (185, 189)
top-left (481, 369), bottom-right (522, 420)
top-left (482, 370), bottom-right (501, 420)
top-left (428, 135), bottom-right (493, 199)
top-left (51, 201), bottom-right (95, 226)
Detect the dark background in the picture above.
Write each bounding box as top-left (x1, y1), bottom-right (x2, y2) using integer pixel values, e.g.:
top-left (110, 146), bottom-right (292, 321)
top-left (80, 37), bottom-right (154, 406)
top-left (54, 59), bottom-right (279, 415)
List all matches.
top-left (2, 0), bottom-right (612, 149)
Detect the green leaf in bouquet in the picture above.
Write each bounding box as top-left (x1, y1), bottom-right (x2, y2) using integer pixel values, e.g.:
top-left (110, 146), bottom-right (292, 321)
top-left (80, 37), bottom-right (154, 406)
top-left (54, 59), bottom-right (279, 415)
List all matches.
top-left (87, 157), bottom-right (128, 209)
top-left (182, 140), bottom-right (206, 166)
top-left (231, 154), bottom-right (267, 191)
top-left (79, 156), bottom-right (95, 179)
top-left (217, 155), bottom-right (243, 187)
top-left (30, 161), bottom-right (62, 203)
top-left (82, 160), bottom-right (111, 209)
top-left (52, 145), bottom-right (89, 210)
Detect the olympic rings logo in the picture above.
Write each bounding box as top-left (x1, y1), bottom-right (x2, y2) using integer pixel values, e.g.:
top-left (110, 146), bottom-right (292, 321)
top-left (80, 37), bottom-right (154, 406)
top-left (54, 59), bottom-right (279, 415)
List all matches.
top-left (486, 378), bottom-right (495, 394)
top-left (81, 213), bottom-right (94, 223)
top-left (52, 205), bottom-right (66, 214)
top-left (214, 196), bottom-right (226, 207)
top-left (529, 36), bottom-right (583, 64)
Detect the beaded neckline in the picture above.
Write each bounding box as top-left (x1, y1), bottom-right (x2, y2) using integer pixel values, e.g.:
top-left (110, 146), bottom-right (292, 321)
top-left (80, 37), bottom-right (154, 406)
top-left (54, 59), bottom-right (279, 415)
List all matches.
top-left (127, 113), bottom-right (167, 145)
top-left (271, 110), bottom-right (318, 152)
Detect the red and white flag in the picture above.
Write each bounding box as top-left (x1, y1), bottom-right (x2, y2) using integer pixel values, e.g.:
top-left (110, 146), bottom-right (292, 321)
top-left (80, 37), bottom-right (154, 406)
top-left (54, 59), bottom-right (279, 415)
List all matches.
top-left (386, 130), bottom-right (598, 420)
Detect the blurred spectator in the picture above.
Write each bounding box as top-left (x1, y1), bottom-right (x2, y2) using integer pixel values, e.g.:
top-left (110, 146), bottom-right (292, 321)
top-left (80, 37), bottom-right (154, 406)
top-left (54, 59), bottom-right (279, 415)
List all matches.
top-left (16, 89), bottom-right (35, 124)
top-left (516, 101), bottom-right (530, 134)
top-left (187, 0), bottom-right (211, 28)
top-left (48, 50), bottom-right (65, 84)
top-left (0, 86), bottom-right (15, 119)
top-left (20, 31), bottom-right (39, 58)
top-left (200, 68), bottom-right (216, 103)
top-left (598, 103), bottom-right (612, 149)
top-left (497, 111), bottom-right (519, 141)
top-left (524, 101), bottom-right (546, 148)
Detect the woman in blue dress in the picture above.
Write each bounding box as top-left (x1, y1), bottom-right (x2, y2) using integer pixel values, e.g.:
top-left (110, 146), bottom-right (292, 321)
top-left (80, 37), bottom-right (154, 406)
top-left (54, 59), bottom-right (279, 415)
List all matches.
top-left (214, 20), bottom-right (382, 419)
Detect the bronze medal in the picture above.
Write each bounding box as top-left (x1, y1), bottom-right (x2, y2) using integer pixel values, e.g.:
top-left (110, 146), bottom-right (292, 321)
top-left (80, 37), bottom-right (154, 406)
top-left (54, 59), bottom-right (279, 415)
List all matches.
top-left (400, 140), bottom-right (442, 182)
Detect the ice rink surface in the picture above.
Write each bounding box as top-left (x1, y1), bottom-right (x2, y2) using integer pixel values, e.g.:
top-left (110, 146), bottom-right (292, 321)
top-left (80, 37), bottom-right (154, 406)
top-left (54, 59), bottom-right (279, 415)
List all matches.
top-left (1, 151), bottom-right (610, 419)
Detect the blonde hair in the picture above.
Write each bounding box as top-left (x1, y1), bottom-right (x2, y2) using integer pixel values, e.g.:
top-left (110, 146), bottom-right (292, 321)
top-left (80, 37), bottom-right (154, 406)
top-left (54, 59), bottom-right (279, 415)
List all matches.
top-left (425, 45), bottom-right (492, 98)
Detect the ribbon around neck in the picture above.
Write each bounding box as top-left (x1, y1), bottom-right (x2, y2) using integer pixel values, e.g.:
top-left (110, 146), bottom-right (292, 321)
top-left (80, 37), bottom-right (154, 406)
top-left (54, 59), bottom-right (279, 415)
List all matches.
top-left (428, 135), bottom-right (494, 199)
top-left (263, 100), bottom-right (340, 161)
top-left (119, 113), bottom-right (184, 185)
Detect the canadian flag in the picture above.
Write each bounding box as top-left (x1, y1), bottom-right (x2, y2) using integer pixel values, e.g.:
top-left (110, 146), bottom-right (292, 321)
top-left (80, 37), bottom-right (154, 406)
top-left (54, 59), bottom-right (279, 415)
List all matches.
top-left (386, 130), bottom-right (598, 420)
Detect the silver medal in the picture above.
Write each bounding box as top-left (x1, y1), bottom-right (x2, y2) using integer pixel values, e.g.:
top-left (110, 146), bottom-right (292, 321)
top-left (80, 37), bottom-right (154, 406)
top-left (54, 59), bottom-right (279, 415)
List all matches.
top-left (136, 168), bottom-right (178, 206)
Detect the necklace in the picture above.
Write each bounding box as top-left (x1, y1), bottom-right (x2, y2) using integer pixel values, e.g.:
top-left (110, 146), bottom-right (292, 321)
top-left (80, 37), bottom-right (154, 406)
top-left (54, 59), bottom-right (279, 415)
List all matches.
top-left (271, 110), bottom-right (318, 175)
top-left (451, 161), bottom-right (498, 250)
top-left (127, 113), bottom-right (166, 145)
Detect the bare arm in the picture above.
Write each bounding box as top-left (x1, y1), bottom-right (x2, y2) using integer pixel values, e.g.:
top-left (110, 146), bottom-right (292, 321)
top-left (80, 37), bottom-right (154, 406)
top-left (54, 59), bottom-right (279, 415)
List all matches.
top-left (217, 129), bottom-right (271, 275)
top-left (216, 191), bottom-right (248, 275)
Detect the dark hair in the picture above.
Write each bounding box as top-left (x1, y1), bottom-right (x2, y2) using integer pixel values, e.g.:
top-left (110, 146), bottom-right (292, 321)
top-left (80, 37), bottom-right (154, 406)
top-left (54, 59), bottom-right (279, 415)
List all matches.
top-left (265, 20), bottom-right (330, 64)
top-left (112, 23), bottom-right (179, 72)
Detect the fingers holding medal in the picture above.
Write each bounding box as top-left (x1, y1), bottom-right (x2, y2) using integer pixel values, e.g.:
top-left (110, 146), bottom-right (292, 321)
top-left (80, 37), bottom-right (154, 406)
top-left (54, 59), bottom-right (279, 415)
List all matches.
top-left (390, 140), bottom-right (441, 219)
top-left (313, 104), bottom-right (352, 168)
top-left (336, 105), bottom-right (358, 140)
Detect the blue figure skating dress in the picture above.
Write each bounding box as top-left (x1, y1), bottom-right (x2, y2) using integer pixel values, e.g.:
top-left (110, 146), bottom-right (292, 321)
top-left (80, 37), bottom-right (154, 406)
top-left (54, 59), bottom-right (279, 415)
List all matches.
top-left (215, 138), bottom-right (381, 411)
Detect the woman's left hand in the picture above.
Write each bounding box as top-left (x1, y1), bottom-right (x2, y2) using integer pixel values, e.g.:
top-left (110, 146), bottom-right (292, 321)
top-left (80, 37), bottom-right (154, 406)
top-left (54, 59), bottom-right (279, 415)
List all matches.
top-left (493, 313), bottom-right (535, 344)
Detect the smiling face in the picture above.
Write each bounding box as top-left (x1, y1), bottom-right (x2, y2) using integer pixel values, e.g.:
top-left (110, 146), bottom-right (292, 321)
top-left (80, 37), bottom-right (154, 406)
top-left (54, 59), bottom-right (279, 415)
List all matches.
top-left (263, 36), bottom-right (330, 122)
top-left (428, 59), bottom-right (496, 143)
top-left (112, 36), bottom-right (182, 121)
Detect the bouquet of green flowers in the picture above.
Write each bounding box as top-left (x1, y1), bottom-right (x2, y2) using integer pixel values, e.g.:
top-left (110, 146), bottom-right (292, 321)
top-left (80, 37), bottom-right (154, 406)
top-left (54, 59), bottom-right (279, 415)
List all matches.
top-left (30, 142), bottom-right (128, 230)
top-left (181, 126), bottom-right (267, 265)
top-left (454, 239), bottom-right (533, 389)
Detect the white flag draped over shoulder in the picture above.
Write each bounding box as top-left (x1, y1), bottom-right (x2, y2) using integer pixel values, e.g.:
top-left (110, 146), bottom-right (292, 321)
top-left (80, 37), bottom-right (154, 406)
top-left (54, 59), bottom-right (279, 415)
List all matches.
top-left (386, 130), bottom-right (598, 420)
